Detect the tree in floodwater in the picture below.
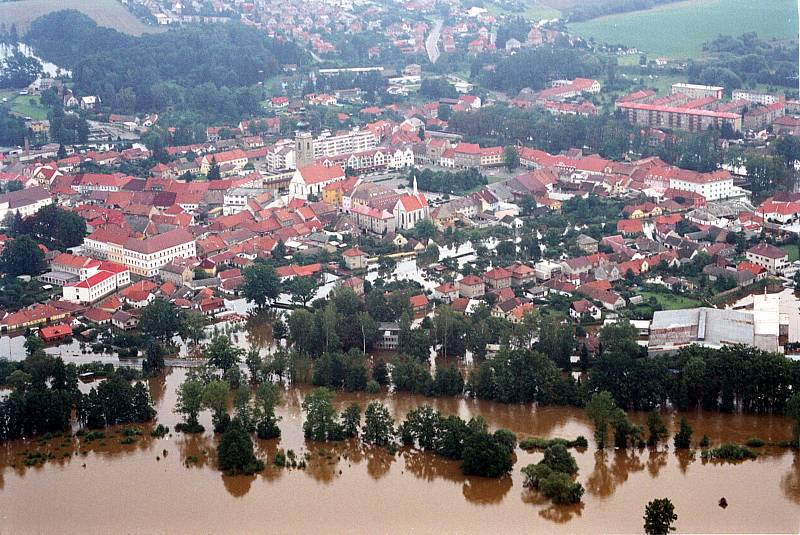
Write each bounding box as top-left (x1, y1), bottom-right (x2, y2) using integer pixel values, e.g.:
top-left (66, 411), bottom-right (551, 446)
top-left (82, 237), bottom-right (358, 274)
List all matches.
top-left (647, 410), bottom-right (668, 448)
top-left (585, 391), bottom-right (618, 449)
top-left (217, 419), bottom-right (264, 475)
top-left (202, 380), bottom-right (231, 433)
top-left (362, 401), bottom-right (394, 447)
top-left (673, 417), bottom-right (692, 449)
top-left (302, 387), bottom-right (341, 441)
top-left (461, 427), bottom-right (515, 478)
top-left (643, 497), bottom-right (677, 534)
top-left (254, 382), bottom-right (282, 439)
top-left (787, 393), bottom-right (800, 448)
top-left (175, 377), bottom-right (205, 433)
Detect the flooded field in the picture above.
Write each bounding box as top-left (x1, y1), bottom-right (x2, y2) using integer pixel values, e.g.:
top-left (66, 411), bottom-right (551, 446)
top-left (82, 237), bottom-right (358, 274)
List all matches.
top-left (1, 367), bottom-right (798, 534)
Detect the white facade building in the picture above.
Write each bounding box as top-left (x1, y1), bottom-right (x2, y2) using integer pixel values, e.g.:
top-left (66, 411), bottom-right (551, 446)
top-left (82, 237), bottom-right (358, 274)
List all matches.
top-left (61, 261), bottom-right (130, 304)
top-left (668, 172), bottom-right (735, 201)
top-left (0, 187), bottom-right (52, 223)
top-left (732, 90), bottom-right (781, 106)
top-left (313, 130), bottom-right (377, 158)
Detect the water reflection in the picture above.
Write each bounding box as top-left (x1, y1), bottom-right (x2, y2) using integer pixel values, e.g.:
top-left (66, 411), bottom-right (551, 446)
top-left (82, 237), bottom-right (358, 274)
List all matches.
top-left (781, 451), bottom-right (800, 504)
top-left (538, 502), bottom-right (585, 524)
top-left (2, 366), bottom-right (799, 534)
top-left (646, 450), bottom-right (668, 478)
top-left (222, 473), bottom-right (256, 497)
top-left (462, 474), bottom-right (512, 505)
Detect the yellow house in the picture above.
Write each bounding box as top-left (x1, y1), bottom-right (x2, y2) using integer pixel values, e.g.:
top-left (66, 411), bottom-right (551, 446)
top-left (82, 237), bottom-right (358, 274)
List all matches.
top-left (200, 149), bottom-right (248, 175)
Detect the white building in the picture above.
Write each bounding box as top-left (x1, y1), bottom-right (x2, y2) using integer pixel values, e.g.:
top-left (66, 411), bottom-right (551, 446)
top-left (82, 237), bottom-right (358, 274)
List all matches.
top-left (0, 186), bottom-right (52, 223)
top-left (61, 261), bottom-right (130, 304)
top-left (745, 243), bottom-right (789, 275)
top-left (313, 130), bottom-right (377, 158)
top-left (223, 187), bottom-right (270, 215)
top-left (671, 83), bottom-right (724, 100)
top-left (732, 90), bottom-right (781, 106)
top-left (392, 177), bottom-right (430, 230)
top-left (668, 170), bottom-right (735, 201)
top-left (84, 228), bottom-right (197, 277)
top-left (266, 141), bottom-right (296, 171)
top-left (288, 164), bottom-right (346, 199)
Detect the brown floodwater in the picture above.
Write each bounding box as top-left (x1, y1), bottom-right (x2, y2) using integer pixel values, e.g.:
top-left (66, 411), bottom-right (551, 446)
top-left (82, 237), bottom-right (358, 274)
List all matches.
top-left (1, 367), bottom-right (798, 534)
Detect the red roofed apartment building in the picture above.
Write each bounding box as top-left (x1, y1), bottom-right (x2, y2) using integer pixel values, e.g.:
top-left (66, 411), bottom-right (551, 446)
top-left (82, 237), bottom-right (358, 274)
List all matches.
top-left (616, 89), bottom-right (742, 133)
top-left (484, 267), bottom-right (512, 290)
top-left (289, 164), bottom-right (346, 199)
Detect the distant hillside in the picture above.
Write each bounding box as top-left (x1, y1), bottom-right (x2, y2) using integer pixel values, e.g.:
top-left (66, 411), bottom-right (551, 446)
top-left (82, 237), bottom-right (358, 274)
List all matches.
top-left (569, 0), bottom-right (798, 58)
top-left (0, 0), bottom-right (160, 36)
top-left (22, 11), bottom-right (307, 122)
top-left (540, 0), bottom-right (683, 21)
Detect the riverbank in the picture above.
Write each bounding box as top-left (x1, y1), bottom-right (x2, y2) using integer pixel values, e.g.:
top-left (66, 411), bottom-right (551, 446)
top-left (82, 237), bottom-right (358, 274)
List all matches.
top-left (0, 367), bottom-right (797, 534)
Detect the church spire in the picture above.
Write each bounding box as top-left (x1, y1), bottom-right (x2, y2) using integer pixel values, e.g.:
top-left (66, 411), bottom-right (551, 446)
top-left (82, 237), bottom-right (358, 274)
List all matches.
top-left (413, 175), bottom-right (418, 197)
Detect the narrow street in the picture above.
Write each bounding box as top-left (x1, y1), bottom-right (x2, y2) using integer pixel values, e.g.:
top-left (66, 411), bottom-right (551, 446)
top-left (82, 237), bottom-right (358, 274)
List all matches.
top-left (426, 19), bottom-right (443, 64)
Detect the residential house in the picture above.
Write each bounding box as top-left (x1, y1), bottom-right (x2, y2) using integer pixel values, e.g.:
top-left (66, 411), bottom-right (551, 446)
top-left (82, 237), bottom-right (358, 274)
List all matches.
top-left (745, 243), bottom-right (788, 275)
top-left (570, 299), bottom-right (602, 322)
top-left (343, 247), bottom-right (368, 270)
top-left (433, 283), bottom-right (458, 303)
top-left (484, 267), bottom-right (512, 290)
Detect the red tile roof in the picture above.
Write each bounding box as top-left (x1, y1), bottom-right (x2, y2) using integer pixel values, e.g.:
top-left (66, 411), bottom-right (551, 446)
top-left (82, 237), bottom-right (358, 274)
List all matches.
top-left (298, 164), bottom-right (345, 185)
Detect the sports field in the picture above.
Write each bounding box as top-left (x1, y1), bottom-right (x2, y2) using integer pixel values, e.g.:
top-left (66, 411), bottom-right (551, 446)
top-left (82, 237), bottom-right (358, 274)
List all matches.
top-left (0, 0), bottom-right (162, 36)
top-left (569, 0), bottom-right (798, 58)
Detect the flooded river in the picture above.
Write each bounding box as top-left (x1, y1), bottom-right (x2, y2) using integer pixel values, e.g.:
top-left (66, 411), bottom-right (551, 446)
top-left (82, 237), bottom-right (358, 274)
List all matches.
top-left (1, 367), bottom-right (798, 534)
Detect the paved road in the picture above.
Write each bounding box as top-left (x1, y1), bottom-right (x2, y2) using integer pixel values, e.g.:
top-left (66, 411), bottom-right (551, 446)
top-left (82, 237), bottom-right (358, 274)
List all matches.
top-left (426, 19), bottom-right (443, 64)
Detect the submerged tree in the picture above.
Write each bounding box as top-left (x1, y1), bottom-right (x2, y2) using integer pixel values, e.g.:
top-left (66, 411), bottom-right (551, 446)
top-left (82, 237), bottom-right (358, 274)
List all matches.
top-left (217, 419), bottom-right (264, 475)
top-left (643, 498), bottom-right (678, 534)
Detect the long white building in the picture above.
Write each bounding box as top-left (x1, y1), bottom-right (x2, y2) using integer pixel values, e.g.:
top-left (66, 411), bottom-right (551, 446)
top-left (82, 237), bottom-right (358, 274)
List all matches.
top-left (313, 130), bottom-right (377, 158)
top-left (0, 186), bottom-right (52, 223)
top-left (668, 169), bottom-right (736, 201)
top-left (84, 228), bottom-right (197, 277)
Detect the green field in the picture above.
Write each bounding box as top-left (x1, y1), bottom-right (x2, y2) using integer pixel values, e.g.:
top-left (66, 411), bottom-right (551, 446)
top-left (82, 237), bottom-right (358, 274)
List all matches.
top-left (569, 0), bottom-right (798, 58)
top-left (483, 0), bottom-right (561, 20)
top-left (781, 244), bottom-right (800, 262)
top-left (639, 290), bottom-right (702, 310)
top-left (0, 90), bottom-right (49, 120)
top-left (0, 0), bottom-right (162, 36)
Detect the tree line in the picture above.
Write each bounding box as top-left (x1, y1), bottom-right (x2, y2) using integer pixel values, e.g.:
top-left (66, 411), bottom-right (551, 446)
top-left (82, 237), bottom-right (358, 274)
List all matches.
top-left (0, 353), bottom-right (156, 442)
top-left (24, 11), bottom-right (305, 122)
top-left (447, 105), bottom-right (644, 161)
top-left (564, 0), bottom-right (682, 22)
top-left (472, 45), bottom-right (603, 94)
top-left (408, 167), bottom-right (487, 195)
top-left (690, 33), bottom-right (799, 90)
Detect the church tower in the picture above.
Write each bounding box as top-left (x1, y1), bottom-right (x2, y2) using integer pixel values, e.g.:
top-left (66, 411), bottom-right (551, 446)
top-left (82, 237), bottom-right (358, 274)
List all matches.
top-left (294, 108), bottom-right (314, 169)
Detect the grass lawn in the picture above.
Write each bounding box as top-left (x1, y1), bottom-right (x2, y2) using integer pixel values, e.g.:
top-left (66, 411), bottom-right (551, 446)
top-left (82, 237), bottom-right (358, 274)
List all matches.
top-left (9, 95), bottom-right (49, 120)
top-left (1, 90), bottom-right (49, 121)
top-left (781, 244), bottom-right (800, 262)
top-left (569, 0), bottom-right (798, 59)
top-left (0, 0), bottom-right (162, 36)
top-left (484, 0), bottom-right (560, 20)
top-left (639, 290), bottom-right (702, 310)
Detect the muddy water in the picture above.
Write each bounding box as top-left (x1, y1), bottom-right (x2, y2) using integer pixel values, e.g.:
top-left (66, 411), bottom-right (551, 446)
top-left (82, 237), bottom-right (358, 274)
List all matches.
top-left (1, 367), bottom-right (798, 534)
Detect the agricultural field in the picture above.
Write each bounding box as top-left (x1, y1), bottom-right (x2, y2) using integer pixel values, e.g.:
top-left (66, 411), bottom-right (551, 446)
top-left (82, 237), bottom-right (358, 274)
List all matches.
top-left (569, 0), bottom-right (798, 58)
top-left (0, 0), bottom-right (162, 36)
top-left (483, 0), bottom-right (560, 20)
